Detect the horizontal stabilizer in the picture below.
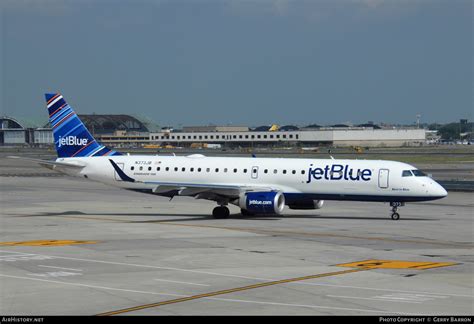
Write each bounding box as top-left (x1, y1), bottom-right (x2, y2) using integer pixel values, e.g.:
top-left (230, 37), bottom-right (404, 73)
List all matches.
top-left (7, 156), bottom-right (86, 170)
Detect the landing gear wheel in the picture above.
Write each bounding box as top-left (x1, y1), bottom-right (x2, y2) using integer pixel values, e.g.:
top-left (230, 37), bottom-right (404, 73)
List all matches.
top-left (389, 202), bottom-right (403, 221)
top-left (212, 206), bottom-right (230, 219)
top-left (240, 209), bottom-right (255, 217)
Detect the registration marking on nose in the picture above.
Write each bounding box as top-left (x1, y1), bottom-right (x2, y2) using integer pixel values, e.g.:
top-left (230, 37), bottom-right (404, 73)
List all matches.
top-left (335, 259), bottom-right (458, 270)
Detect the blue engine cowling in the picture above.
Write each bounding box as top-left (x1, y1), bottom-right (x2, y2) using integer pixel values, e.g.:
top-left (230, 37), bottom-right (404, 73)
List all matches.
top-left (239, 191), bottom-right (285, 215)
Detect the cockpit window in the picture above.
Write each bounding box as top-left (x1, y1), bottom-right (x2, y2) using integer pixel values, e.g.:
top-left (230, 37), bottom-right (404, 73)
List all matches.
top-left (402, 170), bottom-right (413, 177)
top-left (412, 169), bottom-right (427, 177)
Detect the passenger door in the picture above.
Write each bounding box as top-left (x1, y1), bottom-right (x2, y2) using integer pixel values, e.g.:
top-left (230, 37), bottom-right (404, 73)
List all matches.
top-left (378, 169), bottom-right (389, 189)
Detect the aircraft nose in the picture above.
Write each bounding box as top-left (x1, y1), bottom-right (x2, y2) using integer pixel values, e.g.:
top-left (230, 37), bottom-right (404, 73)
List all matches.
top-left (433, 182), bottom-right (448, 198)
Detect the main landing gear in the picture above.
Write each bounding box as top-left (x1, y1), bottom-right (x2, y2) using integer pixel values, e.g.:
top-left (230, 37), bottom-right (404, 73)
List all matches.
top-left (390, 202), bottom-right (404, 220)
top-left (212, 206), bottom-right (230, 219)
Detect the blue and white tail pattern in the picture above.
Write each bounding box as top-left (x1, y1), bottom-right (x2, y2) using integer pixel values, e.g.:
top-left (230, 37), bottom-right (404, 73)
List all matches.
top-left (45, 93), bottom-right (122, 158)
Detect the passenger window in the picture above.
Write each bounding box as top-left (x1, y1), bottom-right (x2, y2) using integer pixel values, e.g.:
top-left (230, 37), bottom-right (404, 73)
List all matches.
top-left (224, 168), bottom-right (228, 173)
top-left (182, 167), bottom-right (186, 172)
top-left (402, 170), bottom-right (413, 177)
top-left (165, 167), bottom-right (169, 171)
top-left (206, 168), bottom-right (210, 172)
top-left (292, 170), bottom-right (296, 174)
top-left (148, 167), bottom-right (152, 171)
top-left (215, 168), bottom-right (219, 172)
top-left (233, 168), bottom-right (238, 173)
top-left (243, 169), bottom-right (247, 173)
top-left (157, 167), bottom-right (160, 171)
top-left (301, 170), bottom-right (305, 175)
top-left (131, 166), bottom-right (135, 171)
top-left (190, 168), bottom-right (194, 172)
top-left (174, 167), bottom-right (178, 171)
top-left (264, 169), bottom-right (268, 174)
top-left (198, 168), bottom-right (202, 172)
top-left (283, 170), bottom-right (287, 174)
top-left (273, 169), bottom-right (277, 174)
top-left (139, 166), bottom-right (143, 171)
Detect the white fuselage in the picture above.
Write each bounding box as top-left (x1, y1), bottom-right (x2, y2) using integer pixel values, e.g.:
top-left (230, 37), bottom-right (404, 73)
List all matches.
top-left (58, 154), bottom-right (447, 203)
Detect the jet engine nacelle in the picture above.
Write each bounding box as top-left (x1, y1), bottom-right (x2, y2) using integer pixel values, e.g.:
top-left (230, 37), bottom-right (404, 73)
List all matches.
top-left (288, 199), bottom-right (324, 210)
top-left (239, 191), bottom-right (285, 215)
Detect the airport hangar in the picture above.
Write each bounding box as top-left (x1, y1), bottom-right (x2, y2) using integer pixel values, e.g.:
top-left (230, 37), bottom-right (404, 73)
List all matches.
top-left (0, 115), bottom-right (426, 148)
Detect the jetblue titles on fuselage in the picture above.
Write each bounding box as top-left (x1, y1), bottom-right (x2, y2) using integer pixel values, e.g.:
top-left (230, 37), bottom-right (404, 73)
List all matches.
top-left (307, 164), bottom-right (372, 183)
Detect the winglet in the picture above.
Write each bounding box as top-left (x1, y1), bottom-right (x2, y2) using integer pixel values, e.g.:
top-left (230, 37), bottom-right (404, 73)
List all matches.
top-left (109, 159), bottom-right (135, 182)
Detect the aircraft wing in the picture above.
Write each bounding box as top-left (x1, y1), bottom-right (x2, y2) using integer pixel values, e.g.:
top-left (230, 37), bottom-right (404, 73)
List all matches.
top-left (7, 156), bottom-right (86, 171)
top-left (109, 159), bottom-right (276, 199)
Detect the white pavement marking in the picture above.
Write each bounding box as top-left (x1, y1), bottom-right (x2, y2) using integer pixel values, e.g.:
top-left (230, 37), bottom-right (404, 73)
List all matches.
top-left (153, 279), bottom-right (210, 286)
top-left (0, 273), bottom-right (185, 298)
top-left (0, 250), bottom-right (471, 299)
top-left (328, 295), bottom-right (424, 304)
top-left (38, 265), bottom-right (83, 272)
top-left (290, 282), bottom-right (473, 298)
top-left (0, 273), bottom-right (403, 315)
top-left (0, 255), bottom-right (33, 259)
top-left (0, 252), bottom-right (38, 258)
top-left (28, 271), bottom-right (83, 278)
top-left (373, 293), bottom-right (449, 303)
top-left (0, 250), bottom-right (261, 278)
top-left (0, 254), bottom-right (57, 262)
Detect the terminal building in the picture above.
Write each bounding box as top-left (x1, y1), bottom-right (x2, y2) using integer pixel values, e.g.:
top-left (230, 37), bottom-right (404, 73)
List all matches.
top-left (1, 115), bottom-right (426, 148)
top-left (150, 127), bottom-right (426, 148)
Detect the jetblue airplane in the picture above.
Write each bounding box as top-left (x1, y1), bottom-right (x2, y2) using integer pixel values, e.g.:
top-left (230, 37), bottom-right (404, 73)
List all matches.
top-left (13, 93), bottom-right (448, 220)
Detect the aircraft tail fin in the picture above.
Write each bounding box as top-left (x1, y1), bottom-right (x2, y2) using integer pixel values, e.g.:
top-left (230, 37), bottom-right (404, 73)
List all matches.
top-left (45, 93), bottom-right (122, 158)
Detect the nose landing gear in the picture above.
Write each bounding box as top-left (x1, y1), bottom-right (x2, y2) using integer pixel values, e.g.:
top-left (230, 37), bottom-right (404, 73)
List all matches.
top-left (390, 202), bottom-right (404, 220)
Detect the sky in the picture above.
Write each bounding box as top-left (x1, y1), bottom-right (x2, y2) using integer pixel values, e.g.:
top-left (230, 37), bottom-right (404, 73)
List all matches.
top-left (1, 0), bottom-right (472, 127)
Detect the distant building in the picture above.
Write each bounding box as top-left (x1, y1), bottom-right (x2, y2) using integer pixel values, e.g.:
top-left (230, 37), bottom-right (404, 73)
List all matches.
top-left (150, 127), bottom-right (426, 147)
top-left (182, 125), bottom-right (249, 132)
top-left (0, 114), bottom-right (158, 147)
top-left (78, 114), bottom-right (150, 135)
top-left (1, 114), bottom-right (427, 148)
top-left (77, 114), bottom-right (155, 147)
top-left (0, 116), bottom-right (51, 145)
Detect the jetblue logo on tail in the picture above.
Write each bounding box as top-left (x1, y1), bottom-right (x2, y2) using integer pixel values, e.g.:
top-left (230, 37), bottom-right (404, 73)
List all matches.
top-left (45, 92), bottom-right (121, 158)
top-left (58, 136), bottom-right (88, 148)
top-left (307, 164), bottom-right (372, 183)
